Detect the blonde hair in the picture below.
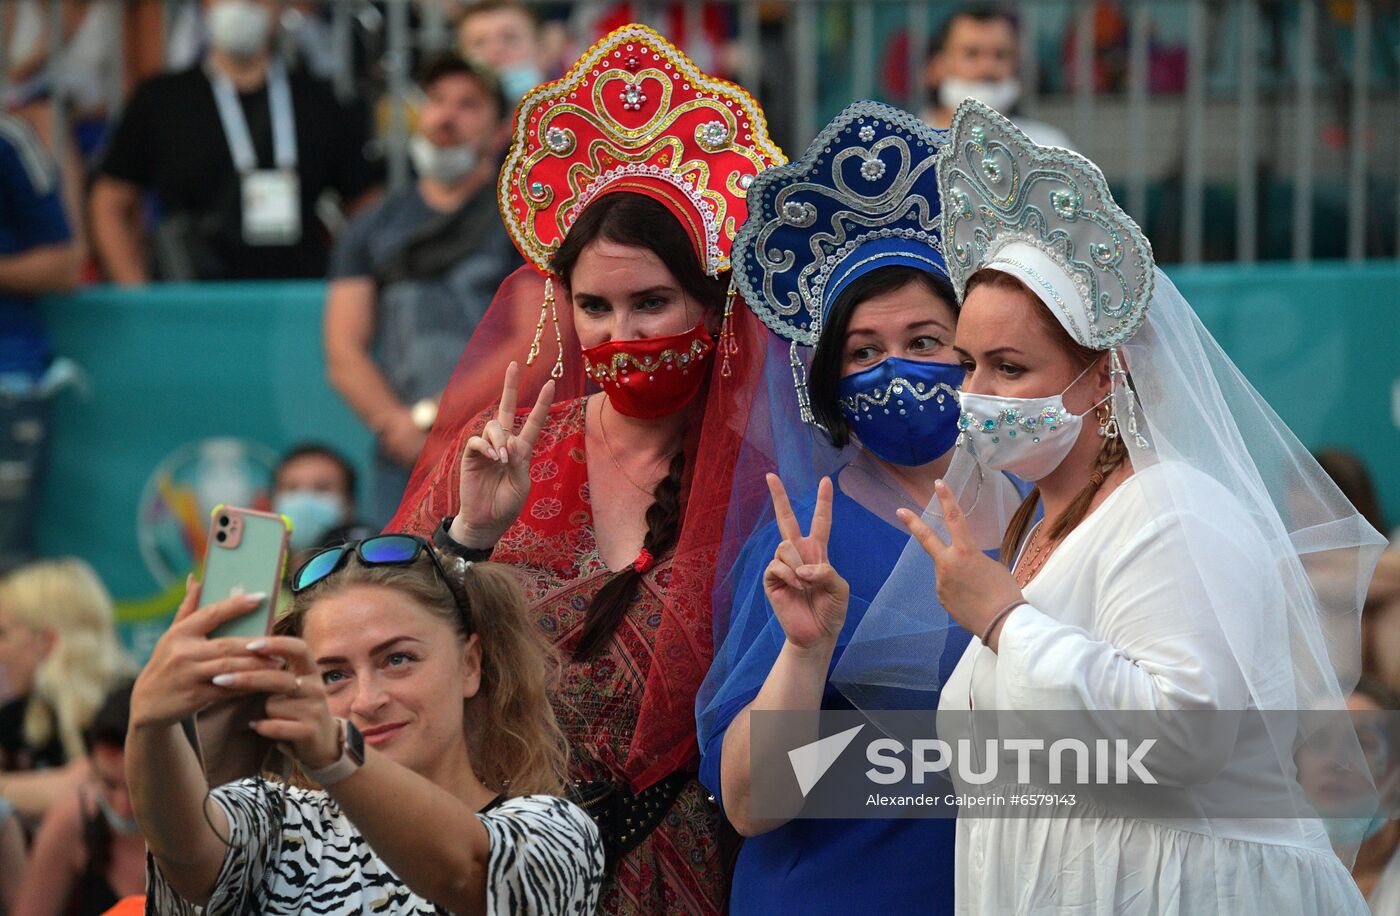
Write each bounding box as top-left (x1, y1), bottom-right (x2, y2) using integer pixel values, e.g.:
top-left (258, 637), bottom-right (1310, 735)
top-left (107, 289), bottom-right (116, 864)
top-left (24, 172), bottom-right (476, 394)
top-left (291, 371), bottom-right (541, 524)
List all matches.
top-left (0, 559), bottom-right (136, 762)
top-left (278, 553), bottom-right (568, 798)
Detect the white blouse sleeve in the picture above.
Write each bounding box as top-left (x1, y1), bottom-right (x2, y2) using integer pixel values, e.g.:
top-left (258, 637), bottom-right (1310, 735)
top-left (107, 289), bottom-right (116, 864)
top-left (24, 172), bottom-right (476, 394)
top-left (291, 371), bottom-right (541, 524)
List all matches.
top-left (991, 507), bottom-right (1256, 781)
top-left (479, 795), bottom-right (605, 916)
top-left (144, 778), bottom-right (282, 915)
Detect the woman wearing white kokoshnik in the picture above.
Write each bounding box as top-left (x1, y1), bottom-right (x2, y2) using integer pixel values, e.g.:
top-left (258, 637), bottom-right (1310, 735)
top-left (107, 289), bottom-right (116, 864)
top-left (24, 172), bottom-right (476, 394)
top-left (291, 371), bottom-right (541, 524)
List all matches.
top-left (856, 98), bottom-right (1387, 915)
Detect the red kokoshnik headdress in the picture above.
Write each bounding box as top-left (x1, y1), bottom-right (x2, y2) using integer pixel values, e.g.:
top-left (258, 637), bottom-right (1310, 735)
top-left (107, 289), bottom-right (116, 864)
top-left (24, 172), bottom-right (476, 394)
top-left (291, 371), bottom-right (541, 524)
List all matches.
top-left (500, 23), bottom-right (784, 377)
top-left (390, 25), bottom-right (786, 792)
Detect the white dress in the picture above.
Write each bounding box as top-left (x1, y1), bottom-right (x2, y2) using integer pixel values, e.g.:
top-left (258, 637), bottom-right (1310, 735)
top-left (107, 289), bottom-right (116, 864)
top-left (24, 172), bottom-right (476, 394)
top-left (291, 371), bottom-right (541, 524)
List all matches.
top-left (938, 461), bottom-right (1368, 915)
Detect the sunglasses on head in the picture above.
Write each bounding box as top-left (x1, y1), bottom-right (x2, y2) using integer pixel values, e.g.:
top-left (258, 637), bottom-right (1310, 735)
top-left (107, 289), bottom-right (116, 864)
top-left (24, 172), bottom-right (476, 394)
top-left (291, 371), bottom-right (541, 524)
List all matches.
top-left (291, 534), bottom-right (471, 621)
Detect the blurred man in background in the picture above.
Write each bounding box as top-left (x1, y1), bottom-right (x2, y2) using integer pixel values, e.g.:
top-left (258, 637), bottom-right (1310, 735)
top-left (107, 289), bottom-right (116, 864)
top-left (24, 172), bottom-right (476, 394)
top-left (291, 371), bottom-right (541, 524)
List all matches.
top-left (457, 0), bottom-right (548, 104)
top-left (324, 54), bottom-right (518, 526)
top-left (0, 112), bottom-right (79, 571)
top-left (271, 443), bottom-right (373, 559)
top-left (923, 4), bottom-right (1074, 150)
top-left (90, 0), bottom-right (379, 283)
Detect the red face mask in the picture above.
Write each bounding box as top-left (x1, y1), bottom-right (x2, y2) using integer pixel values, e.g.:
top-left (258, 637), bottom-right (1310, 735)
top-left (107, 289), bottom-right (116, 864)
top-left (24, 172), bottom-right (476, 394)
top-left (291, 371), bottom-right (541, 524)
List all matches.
top-left (580, 322), bottom-right (716, 419)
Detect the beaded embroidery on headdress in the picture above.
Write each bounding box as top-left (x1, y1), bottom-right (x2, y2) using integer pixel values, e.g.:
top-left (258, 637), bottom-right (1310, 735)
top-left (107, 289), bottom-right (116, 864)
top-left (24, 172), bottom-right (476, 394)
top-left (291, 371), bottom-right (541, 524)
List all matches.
top-left (938, 99), bottom-right (1154, 350)
top-left (733, 100), bottom-right (948, 346)
top-left (731, 100), bottom-right (950, 419)
top-left (499, 24), bottom-right (783, 280)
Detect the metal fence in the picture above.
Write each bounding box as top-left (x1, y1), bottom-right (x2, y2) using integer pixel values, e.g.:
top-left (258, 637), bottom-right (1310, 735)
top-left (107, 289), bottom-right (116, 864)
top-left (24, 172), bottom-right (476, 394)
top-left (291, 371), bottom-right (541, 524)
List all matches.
top-left (4, 0), bottom-right (1397, 264)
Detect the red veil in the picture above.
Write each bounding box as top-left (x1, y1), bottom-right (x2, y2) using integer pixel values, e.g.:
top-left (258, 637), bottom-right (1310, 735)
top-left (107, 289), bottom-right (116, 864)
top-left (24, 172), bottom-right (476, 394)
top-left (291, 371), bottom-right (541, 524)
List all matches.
top-left (388, 24), bottom-right (785, 791)
top-left (390, 269), bottom-right (774, 789)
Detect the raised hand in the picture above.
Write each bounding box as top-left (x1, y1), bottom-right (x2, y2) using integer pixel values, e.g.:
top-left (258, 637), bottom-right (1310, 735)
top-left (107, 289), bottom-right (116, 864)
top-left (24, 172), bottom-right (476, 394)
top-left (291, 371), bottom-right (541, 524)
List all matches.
top-left (762, 475), bottom-right (850, 652)
top-left (450, 362), bottom-right (555, 549)
top-left (129, 578), bottom-right (286, 730)
top-left (895, 479), bottom-right (1024, 649)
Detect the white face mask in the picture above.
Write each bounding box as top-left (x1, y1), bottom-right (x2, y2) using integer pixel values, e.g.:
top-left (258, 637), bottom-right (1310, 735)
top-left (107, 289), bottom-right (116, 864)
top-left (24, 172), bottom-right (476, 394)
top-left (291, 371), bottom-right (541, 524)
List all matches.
top-left (939, 76), bottom-right (1022, 114)
top-left (956, 362), bottom-right (1105, 481)
top-left (207, 0), bottom-right (271, 60)
top-left (409, 134), bottom-right (479, 184)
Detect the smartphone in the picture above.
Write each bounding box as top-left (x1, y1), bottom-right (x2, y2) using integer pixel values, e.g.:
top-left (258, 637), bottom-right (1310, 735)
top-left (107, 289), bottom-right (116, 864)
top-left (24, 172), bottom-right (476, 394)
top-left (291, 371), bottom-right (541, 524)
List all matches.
top-left (201, 505), bottom-right (291, 641)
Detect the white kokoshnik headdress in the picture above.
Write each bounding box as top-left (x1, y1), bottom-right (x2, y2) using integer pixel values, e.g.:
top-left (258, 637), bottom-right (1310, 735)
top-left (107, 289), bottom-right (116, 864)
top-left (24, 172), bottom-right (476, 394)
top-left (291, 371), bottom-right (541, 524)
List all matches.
top-left (939, 99), bottom-right (1152, 449)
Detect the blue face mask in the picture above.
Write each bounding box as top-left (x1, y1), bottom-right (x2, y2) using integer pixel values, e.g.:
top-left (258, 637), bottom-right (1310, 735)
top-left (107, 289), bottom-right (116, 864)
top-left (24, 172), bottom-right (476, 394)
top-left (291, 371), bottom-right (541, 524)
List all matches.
top-left (838, 357), bottom-right (963, 466)
top-left (274, 490), bottom-right (347, 551)
top-left (96, 791), bottom-right (141, 836)
top-left (499, 64), bottom-right (543, 102)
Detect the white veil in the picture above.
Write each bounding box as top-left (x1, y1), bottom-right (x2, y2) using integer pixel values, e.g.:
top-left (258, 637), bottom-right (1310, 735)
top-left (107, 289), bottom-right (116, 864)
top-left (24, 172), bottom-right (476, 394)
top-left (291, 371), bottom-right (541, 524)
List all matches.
top-left (831, 101), bottom-right (1388, 864)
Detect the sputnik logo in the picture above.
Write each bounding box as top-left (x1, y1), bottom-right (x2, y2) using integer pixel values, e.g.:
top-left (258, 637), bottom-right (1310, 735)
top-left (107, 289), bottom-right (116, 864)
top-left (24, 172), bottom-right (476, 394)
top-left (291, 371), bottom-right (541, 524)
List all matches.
top-left (788, 724), bottom-right (864, 797)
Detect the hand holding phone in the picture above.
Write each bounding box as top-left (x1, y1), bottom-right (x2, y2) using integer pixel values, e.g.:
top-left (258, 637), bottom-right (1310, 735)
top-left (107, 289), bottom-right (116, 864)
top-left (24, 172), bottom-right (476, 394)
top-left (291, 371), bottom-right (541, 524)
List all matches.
top-left (201, 506), bottom-right (290, 641)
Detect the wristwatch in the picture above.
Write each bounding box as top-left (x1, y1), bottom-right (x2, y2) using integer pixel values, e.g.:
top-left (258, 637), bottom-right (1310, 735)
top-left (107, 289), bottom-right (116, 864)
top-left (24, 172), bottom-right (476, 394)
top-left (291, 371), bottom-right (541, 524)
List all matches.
top-left (305, 718), bottom-right (365, 787)
top-left (434, 517), bottom-right (495, 562)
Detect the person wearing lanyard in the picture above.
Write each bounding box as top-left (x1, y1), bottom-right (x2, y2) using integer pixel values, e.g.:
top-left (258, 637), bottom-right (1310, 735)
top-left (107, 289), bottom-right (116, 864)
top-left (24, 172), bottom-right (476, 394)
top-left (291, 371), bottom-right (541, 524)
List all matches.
top-left (207, 57), bottom-right (301, 249)
top-left (91, 0), bottom-right (379, 283)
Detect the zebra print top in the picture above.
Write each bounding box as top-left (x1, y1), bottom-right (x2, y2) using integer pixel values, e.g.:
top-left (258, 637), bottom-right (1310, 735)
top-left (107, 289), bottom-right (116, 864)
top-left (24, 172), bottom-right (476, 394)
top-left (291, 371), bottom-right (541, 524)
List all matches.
top-left (144, 778), bottom-right (603, 915)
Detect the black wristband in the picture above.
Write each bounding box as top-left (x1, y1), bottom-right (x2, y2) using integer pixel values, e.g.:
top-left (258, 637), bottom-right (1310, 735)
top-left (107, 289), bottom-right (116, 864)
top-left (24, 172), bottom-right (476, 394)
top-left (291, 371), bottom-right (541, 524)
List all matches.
top-left (434, 517), bottom-right (495, 562)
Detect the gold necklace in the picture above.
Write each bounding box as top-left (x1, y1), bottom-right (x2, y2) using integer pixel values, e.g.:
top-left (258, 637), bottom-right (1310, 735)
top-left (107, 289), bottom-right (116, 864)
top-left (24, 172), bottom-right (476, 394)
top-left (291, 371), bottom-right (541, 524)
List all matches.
top-left (1014, 521), bottom-right (1056, 588)
top-left (597, 401), bottom-right (673, 497)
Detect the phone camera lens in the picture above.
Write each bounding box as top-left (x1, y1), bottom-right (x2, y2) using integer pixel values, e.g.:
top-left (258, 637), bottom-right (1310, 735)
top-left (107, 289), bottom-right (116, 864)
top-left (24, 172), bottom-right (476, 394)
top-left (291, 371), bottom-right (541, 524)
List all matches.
top-left (219, 515), bottom-right (230, 526)
top-left (216, 531), bottom-right (227, 543)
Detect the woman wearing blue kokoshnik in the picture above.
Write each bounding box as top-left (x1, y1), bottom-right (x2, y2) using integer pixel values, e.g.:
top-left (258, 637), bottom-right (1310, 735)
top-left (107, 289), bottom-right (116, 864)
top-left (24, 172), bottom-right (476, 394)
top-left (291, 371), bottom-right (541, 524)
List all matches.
top-left (695, 100), bottom-right (1028, 915)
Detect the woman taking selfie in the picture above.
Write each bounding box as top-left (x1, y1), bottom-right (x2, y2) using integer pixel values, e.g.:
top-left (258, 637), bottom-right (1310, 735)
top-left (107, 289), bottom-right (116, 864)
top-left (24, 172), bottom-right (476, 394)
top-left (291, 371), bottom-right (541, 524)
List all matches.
top-left (391, 25), bottom-right (784, 913)
top-left (126, 534), bottom-right (603, 914)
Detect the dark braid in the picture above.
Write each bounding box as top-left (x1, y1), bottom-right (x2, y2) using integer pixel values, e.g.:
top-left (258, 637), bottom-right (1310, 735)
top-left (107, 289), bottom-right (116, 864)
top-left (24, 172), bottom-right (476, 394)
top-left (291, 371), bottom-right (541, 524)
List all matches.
top-left (573, 449), bottom-right (688, 660)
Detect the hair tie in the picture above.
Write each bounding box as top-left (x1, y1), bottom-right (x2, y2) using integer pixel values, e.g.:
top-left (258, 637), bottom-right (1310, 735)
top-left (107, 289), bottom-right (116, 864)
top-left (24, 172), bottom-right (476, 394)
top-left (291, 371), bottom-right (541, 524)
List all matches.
top-left (632, 549), bottom-right (655, 574)
top-left (1089, 471), bottom-right (1106, 487)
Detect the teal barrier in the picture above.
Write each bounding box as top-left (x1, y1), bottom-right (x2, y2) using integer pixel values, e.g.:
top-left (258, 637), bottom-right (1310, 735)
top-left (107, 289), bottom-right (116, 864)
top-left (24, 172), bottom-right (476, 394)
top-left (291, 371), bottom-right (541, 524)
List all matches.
top-left (36, 282), bottom-right (373, 655)
top-left (34, 263), bottom-right (1400, 656)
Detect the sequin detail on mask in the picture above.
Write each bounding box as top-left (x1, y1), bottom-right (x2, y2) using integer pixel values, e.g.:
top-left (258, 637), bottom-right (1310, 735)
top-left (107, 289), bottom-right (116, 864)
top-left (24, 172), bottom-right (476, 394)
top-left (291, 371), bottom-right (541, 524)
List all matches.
top-left (956, 403), bottom-right (1072, 445)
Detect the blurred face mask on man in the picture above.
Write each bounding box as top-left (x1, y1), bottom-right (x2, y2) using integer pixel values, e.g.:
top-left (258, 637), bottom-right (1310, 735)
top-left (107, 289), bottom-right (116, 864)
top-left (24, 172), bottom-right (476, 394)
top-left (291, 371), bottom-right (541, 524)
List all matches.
top-left (273, 452), bottom-right (353, 551)
top-left (929, 14), bottom-right (1021, 114)
top-left (206, 0), bottom-right (274, 60)
top-left (409, 70), bottom-right (500, 185)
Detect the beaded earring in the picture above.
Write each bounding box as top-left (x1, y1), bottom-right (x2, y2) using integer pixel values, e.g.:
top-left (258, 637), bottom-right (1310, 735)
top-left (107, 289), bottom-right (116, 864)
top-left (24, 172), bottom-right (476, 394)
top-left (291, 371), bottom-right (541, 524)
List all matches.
top-left (525, 277), bottom-right (565, 380)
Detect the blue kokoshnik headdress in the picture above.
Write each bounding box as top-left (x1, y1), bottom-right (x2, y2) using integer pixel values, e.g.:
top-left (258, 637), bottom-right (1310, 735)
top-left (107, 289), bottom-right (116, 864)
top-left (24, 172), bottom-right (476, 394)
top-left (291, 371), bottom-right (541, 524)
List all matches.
top-left (732, 100), bottom-right (951, 421)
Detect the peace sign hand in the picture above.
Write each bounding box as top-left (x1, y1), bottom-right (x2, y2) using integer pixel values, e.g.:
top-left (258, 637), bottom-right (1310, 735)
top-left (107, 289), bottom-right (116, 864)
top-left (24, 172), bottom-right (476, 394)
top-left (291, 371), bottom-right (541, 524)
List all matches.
top-left (450, 362), bottom-right (555, 549)
top-left (895, 479), bottom-right (1024, 649)
top-left (762, 475), bottom-right (850, 653)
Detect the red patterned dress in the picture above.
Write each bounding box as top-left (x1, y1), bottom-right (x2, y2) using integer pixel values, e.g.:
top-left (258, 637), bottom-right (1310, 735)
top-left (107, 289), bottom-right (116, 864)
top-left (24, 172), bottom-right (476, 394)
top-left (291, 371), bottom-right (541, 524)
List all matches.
top-left (486, 396), bottom-right (725, 915)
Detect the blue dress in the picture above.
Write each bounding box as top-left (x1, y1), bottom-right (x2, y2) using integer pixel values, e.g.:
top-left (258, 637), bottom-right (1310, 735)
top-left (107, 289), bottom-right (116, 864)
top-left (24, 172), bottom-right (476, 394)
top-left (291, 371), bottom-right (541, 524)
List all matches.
top-left (697, 470), bottom-right (975, 916)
